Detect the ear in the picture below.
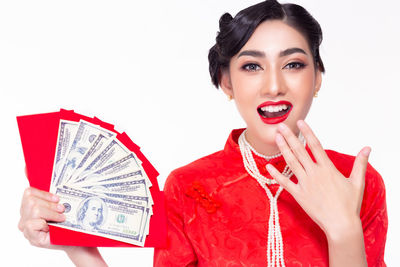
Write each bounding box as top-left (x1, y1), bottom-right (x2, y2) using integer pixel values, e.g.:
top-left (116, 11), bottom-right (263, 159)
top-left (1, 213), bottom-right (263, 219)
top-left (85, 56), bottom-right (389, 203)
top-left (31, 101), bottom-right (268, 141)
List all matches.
top-left (314, 69), bottom-right (322, 95)
top-left (219, 69), bottom-right (234, 99)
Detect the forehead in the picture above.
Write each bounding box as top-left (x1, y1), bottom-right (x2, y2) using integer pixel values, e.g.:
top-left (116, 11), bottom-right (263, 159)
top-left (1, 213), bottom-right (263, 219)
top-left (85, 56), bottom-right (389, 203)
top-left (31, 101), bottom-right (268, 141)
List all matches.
top-left (239, 20), bottom-right (311, 57)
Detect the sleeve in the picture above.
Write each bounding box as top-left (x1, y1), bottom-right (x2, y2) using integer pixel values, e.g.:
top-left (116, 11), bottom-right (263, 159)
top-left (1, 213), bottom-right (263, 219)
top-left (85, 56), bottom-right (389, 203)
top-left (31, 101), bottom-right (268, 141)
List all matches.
top-left (360, 164), bottom-right (388, 267)
top-left (153, 170), bottom-right (198, 267)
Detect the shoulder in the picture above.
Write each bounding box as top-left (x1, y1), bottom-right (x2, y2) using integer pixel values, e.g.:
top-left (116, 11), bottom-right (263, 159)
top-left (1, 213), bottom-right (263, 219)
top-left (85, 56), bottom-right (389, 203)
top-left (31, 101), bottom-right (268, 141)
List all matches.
top-left (163, 149), bottom-right (226, 194)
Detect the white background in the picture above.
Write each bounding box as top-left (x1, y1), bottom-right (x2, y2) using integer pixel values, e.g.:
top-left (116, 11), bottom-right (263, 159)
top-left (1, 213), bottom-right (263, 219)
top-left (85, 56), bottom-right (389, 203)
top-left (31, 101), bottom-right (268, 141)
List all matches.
top-left (1, 0), bottom-right (399, 266)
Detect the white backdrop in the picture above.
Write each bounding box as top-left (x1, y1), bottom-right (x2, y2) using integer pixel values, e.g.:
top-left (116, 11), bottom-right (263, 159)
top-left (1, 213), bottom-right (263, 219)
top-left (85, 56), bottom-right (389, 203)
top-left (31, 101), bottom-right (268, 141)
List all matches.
top-left (1, 0), bottom-right (399, 266)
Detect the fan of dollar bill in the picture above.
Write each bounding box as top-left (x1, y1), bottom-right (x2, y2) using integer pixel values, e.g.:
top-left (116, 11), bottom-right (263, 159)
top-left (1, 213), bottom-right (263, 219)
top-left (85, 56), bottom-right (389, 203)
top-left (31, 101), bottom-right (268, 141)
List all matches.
top-left (49, 119), bottom-right (152, 247)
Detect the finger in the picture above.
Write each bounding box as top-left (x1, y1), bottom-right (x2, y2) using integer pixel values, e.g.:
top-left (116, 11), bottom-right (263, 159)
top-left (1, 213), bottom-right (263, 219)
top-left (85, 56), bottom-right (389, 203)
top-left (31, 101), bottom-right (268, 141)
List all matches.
top-left (297, 120), bottom-right (330, 164)
top-left (23, 218), bottom-right (49, 234)
top-left (350, 146), bottom-right (371, 186)
top-left (23, 187), bottom-right (59, 203)
top-left (266, 164), bottom-right (298, 195)
top-left (278, 123), bottom-right (314, 170)
top-left (33, 206), bottom-right (65, 222)
top-left (21, 196), bottom-right (65, 219)
top-left (275, 133), bottom-right (307, 179)
top-left (23, 219), bottom-right (50, 247)
top-left (25, 199), bottom-right (66, 222)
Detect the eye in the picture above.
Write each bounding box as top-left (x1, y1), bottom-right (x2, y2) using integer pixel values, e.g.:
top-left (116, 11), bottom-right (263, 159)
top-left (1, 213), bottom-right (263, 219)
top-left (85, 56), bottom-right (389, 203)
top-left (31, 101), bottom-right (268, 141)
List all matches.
top-left (284, 62), bottom-right (306, 70)
top-left (242, 63), bottom-right (262, 72)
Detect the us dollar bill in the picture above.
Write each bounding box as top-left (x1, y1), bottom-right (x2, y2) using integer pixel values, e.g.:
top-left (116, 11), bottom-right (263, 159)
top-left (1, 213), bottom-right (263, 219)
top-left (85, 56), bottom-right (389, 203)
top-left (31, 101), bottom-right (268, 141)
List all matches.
top-left (55, 120), bottom-right (115, 187)
top-left (79, 179), bottom-right (151, 199)
top-left (73, 153), bottom-right (142, 184)
top-left (69, 138), bottom-right (135, 183)
top-left (72, 169), bottom-right (145, 186)
top-left (61, 185), bottom-right (151, 209)
top-left (67, 133), bottom-right (114, 184)
top-left (49, 119), bottom-right (153, 245)
top-left (97, 191), bottom-right (151, 237)
top-left (50, 120), bottom-right (79, 193)
top-left (51, 187), bottom-right (148, 246)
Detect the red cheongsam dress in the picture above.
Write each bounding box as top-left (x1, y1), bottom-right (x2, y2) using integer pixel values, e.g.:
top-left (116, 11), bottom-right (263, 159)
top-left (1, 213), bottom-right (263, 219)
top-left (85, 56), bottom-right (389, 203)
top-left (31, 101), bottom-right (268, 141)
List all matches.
top-left (154, 129), bottom-right (388, 266)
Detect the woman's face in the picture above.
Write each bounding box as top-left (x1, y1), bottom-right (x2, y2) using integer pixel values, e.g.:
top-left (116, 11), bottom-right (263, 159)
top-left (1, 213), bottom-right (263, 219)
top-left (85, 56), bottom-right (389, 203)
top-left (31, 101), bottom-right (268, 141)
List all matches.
top-left (221, 20), bottom-right (321, 155)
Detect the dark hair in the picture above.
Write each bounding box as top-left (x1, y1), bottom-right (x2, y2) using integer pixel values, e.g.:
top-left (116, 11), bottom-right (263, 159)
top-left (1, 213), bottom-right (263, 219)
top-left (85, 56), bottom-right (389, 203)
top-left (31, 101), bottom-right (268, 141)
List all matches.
top-left (208, 0), bottom-right (325, 88)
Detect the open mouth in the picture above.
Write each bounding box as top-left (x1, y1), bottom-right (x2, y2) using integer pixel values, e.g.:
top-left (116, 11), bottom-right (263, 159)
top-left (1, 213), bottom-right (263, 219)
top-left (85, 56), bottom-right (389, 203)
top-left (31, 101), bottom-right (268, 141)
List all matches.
top-left (257, 104), bottom-right (291, 118)
top-left (257, 101), bottom-right (293, 124)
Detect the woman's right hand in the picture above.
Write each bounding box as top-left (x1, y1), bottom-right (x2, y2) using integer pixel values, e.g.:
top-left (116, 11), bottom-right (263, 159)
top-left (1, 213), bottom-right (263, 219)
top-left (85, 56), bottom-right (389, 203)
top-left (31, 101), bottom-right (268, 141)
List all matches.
top-left (18, 186), bottom-right (66, 249)
top-left (18, 187), bottom-right (109, 266)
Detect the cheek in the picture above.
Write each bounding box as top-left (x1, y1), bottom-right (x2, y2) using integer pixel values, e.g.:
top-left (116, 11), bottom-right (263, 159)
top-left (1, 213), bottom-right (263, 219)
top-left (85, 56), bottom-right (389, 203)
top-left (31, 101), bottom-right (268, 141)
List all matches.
top-left (285, 70), bottom-right (315, 90)
top-left (231, 73), bottom-right (262, 99)
top-left (285, 71), bottom-right (315, 116)
top-left (232, 76), bottom-right (260, 117)
top-left (286, 71), bottom-right (315, 99)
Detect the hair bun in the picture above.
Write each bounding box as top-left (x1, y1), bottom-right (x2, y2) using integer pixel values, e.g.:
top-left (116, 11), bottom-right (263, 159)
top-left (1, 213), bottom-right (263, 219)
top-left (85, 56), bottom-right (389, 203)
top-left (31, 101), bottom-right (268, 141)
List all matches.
top-left (219, 12), bottom-right (233, 30)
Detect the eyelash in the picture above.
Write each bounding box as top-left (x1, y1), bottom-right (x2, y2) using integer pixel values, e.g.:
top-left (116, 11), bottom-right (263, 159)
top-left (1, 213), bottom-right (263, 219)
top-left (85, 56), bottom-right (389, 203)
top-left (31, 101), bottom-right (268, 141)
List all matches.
top-left (241, 62), bottom-right (306, 72)
top-left (284, 62), bottom-right (306, 70)
top-left (241, 63), bottom-right (262, 72)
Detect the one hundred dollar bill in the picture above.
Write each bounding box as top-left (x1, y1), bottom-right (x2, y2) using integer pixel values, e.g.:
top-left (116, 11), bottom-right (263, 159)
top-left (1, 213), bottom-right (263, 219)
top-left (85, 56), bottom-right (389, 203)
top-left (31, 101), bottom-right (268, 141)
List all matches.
top-left (61, 185), bottom-right (151, 209)
top-left (66, 133), bottom-right (114, 184)
top-left (72, 169), bottom-right (145, 187)
top-left (49, 119), bottom-right (153, 245)
top-left (79, 179), bottom-right (151, 199)
top-left (51, 187), bottom-right (148, 246)
top-left (50, 120), bottom-right (79, 193)
top-left (73, 153), bottom-right (142, 184)
top-left (69, 138), bottom-right (135, 183)
top-left (54, 120), bottom-right (115, 187)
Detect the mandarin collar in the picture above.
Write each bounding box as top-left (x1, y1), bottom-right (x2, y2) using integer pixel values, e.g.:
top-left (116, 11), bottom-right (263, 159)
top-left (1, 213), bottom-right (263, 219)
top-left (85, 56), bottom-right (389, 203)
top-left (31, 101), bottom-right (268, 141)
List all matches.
top-left (224, 128), bottom-right (287, 165)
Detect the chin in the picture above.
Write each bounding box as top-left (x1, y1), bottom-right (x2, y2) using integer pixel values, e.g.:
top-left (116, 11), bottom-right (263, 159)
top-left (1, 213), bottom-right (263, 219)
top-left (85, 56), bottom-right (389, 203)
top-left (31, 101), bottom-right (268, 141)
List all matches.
top-left (260, 127), bottom-right (279, 144)
top-left (248, 123), bottom-right (279, 145)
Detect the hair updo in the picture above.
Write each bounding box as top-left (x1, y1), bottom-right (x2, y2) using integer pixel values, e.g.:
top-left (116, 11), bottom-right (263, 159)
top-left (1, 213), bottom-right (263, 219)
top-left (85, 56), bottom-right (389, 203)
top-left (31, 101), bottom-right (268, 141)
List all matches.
top-left (208, 0), bottom-right (325, 89)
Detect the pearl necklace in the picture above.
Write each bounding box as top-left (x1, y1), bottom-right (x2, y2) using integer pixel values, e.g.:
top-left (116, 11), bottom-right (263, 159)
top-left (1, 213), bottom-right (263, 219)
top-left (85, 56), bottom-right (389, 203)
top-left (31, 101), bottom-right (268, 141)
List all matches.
top-left (239, 130), bottom-right (293, 186)
top-left (241, 136), bottom-right (282, 161)
top-left (238, 130), bottom-right (304, 267)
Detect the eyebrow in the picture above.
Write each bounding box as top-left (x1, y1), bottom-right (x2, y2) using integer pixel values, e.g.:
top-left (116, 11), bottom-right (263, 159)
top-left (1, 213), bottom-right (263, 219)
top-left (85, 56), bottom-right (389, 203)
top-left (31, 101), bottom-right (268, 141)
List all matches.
top-left (279, 47), bottom-right (307, 57)
top-left (237, 50), bottom-right (266, 58)
top-left (237, 47), bottom-right (307, 58)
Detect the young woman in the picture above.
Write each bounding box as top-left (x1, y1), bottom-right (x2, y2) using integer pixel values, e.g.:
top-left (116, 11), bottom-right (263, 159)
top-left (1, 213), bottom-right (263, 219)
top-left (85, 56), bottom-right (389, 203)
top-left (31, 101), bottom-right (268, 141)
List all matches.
top-left (18, 1), bottom-right (387, 266)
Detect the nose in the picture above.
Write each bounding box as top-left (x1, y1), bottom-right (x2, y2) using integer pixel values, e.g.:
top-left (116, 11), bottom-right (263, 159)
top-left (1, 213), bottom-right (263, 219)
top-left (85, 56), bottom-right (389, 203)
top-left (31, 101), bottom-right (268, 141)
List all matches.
top-left (260, 67), bottom-right (285, 97)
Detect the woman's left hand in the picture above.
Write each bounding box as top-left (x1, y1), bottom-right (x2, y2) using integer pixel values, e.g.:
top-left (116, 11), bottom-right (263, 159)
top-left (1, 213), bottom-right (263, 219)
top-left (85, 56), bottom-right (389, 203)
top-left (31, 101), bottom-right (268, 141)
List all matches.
top-left (266, 120), bottom-right (370, 238)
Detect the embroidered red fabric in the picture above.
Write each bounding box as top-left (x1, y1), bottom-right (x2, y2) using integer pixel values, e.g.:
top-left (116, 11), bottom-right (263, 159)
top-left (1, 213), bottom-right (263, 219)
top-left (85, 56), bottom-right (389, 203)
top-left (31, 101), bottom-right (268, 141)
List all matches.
top-left (154, 129), bottom-right (387, 266)
top-left (185, 181), bottom-right (221, 214)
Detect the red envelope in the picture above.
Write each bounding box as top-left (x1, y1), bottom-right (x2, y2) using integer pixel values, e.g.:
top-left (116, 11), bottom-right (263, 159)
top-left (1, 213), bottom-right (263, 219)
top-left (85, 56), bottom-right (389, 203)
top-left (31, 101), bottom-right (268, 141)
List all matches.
top-left (17, 109), bottom-right (167, 247)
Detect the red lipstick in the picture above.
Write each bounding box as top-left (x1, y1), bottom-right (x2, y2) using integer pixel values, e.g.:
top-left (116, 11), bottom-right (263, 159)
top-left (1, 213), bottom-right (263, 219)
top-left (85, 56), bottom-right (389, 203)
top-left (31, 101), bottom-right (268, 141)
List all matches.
top-left (257, 100), bottom-right (292, 124)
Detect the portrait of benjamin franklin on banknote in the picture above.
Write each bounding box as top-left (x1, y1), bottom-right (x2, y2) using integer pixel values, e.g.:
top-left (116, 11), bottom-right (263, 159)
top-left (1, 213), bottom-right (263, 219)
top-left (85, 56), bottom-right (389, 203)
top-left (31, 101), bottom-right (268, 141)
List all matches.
top-left (77, 197), bottom-right (107, 231)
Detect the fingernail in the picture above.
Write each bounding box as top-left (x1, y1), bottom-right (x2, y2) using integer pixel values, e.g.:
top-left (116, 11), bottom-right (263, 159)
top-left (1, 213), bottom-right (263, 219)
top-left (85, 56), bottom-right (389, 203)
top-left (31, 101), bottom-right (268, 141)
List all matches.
top-left (275, 134), bottom-right (284, 145)
top-left (362, 147), bottom-right (371, 157)
top-left (51, 194), bottom-right (59, 202)
top-left (57, 203), bottom-right (65, 212)
top-left (297, 120), bottom-right (305, 128)
top-left (266, 164), bottom-right (273, 172)
top-left (278, 123), bottom-right (286, 132)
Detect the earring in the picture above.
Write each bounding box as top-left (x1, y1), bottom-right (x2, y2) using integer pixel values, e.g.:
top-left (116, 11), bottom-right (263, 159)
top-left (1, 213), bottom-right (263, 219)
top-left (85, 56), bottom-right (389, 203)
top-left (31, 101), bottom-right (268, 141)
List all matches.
top-left (314, 91), bottom-right (318, 98)
top-left (227, 95), bottom-right (233, 101)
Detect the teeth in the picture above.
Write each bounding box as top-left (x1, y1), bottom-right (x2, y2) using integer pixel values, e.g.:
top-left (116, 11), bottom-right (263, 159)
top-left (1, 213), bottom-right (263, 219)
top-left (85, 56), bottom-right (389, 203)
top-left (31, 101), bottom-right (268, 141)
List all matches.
top-left (261, 104), bottom-right (289, 113)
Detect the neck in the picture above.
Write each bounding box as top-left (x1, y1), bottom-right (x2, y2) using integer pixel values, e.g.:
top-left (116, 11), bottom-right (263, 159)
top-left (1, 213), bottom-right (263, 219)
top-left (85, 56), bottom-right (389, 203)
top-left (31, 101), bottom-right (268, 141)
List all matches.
top-left (244, 130), bottom-right (281, 157)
